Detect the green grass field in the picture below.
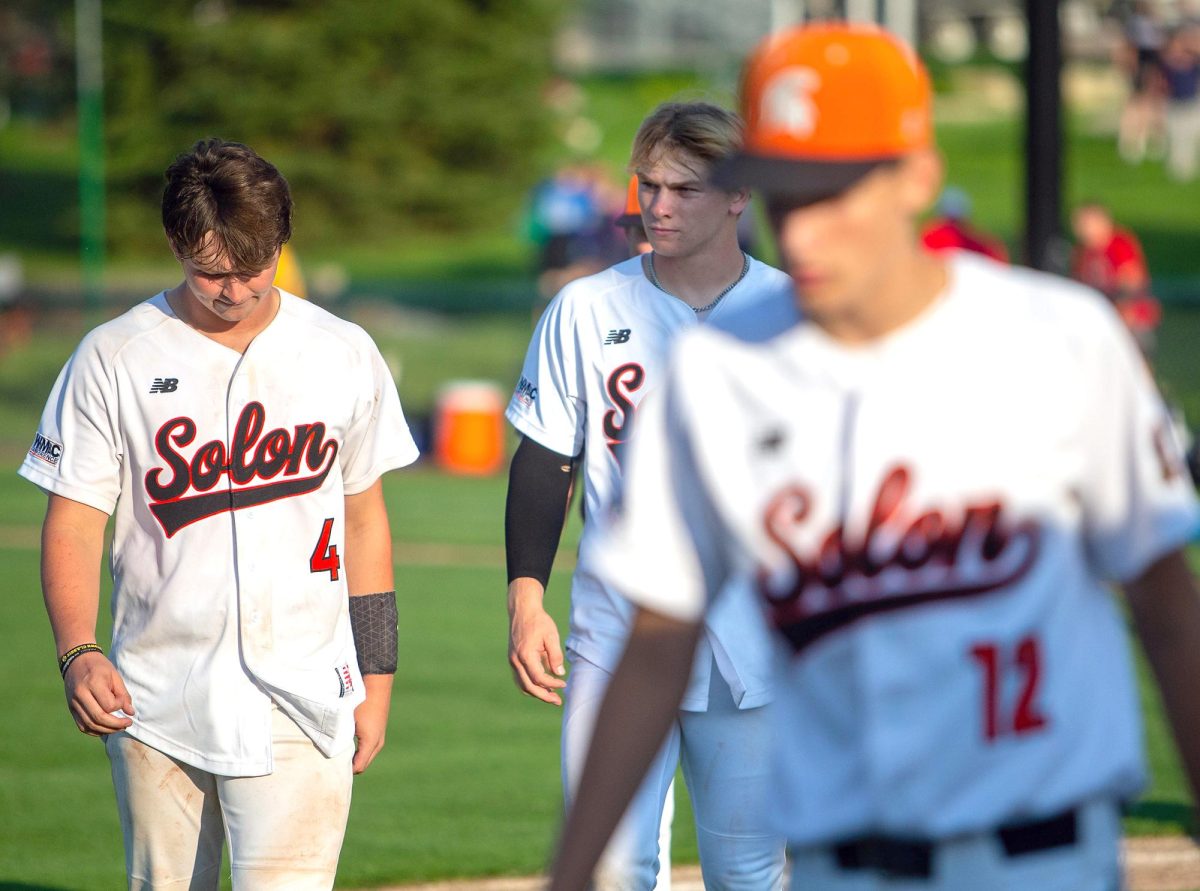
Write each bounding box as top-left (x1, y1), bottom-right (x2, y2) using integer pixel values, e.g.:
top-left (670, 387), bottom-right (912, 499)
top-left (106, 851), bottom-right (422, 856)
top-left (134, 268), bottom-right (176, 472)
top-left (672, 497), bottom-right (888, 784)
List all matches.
top-left (1, 303), bottom-right (1199, 888)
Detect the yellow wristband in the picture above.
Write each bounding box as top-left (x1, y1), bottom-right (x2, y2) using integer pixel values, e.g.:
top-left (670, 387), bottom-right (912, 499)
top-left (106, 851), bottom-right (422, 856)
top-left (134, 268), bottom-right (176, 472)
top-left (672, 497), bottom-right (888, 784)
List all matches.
top-left (59, 643), bottom-right (103, 677)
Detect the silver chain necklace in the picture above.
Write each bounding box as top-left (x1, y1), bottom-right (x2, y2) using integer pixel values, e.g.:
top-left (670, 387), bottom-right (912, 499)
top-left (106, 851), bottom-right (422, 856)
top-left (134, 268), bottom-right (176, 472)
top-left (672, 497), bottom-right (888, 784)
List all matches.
top-left (647, 250), bottom-right (750, 314)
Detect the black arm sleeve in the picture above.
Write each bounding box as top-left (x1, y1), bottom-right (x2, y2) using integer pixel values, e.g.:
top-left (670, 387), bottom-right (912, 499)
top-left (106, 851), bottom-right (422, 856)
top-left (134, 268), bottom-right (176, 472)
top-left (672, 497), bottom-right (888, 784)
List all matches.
top-left (505, 435), bottom-right (576, 587)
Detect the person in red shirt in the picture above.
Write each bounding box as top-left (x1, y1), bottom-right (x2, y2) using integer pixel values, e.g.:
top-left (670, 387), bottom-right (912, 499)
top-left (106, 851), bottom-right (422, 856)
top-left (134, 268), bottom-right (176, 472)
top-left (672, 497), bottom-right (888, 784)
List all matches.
top-left (920, 186), bottom-right (1009, 262)
top-left (1071, 201), bottom-right (1160, 356)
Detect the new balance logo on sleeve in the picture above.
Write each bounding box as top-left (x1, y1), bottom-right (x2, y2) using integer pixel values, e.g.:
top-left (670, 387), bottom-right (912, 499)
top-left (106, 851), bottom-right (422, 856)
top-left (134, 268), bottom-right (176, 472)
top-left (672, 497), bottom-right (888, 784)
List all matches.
top-left (604, 329), bottom-right (632, 345)
top-left (150, 378), bottom-right (179, 394)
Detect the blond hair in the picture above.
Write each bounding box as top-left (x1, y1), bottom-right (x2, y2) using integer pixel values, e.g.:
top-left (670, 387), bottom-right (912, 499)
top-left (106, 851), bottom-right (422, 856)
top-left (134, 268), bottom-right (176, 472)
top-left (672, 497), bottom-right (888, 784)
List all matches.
top-left (628, 102), bottom-right (744, 175)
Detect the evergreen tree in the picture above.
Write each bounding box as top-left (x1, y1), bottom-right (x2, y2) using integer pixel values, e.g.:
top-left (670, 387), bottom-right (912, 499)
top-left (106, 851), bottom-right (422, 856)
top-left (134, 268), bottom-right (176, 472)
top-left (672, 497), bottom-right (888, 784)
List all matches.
top-left (102, 0), bottom-right (561, 251)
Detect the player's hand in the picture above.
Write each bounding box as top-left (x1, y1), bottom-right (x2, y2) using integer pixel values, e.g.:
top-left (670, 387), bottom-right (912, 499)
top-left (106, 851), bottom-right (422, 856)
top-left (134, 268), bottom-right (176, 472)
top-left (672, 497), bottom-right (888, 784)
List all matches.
top-left (508, 581), bottom-right (566, 706)
top-left (63, 651), bottom-right (135, 736)
top-left (352, 675), bottom-right (393, 774)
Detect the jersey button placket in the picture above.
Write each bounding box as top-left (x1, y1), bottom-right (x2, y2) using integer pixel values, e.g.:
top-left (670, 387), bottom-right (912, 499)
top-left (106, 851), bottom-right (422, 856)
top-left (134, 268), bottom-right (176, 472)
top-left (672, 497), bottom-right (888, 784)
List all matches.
top-left (226, 360), bottom-right (260, 662)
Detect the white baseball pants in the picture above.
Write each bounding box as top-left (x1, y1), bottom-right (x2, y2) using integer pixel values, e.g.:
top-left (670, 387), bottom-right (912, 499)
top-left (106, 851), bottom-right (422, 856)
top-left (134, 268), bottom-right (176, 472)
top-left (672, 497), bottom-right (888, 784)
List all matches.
top-left (562, 654), bottom-right (786, 891)
top-left (105, 705), bottom-right (353, 890)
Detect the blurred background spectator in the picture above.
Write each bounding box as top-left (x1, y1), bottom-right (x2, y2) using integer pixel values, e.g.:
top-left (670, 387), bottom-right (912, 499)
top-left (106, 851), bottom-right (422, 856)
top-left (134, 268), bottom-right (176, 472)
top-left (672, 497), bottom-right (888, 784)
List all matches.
top-left (920, 186), bottom-right (1010, 262)
top-left (1071, 200), bottom-right (1161, 356)
top-left (1159, 23), bottom-right (1200, 180)
top-left (1071, 200), bottom-right (1150, 297)
top-left (1116, 0), bottom-right (1167, 164)
top-left (526, 162), bottom-right (623, 307)
top-left (0, 251), bottom-right (32, 356)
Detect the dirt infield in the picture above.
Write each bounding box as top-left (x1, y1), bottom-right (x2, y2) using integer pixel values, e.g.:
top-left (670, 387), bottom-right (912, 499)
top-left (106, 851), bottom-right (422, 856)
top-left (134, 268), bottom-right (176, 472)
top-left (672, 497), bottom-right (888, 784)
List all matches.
top-left (368, 836), bottom-right (1200, 891)
top-left (1129, 837), bottom-right (1200, 891)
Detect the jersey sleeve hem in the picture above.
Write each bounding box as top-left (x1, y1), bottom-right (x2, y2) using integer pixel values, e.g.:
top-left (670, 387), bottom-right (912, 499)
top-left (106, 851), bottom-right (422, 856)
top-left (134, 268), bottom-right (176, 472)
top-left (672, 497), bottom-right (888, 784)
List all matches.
top-left (504, 405), bottom-right (580, 458)
top-left (341, 444), bottom-right (421, 496)
top-left (16, 464), bottom-right (117, 515)
top-left (1114, 507), bottom-right (1200, 587)
top-left (587, 517), bottom-right (709, 625)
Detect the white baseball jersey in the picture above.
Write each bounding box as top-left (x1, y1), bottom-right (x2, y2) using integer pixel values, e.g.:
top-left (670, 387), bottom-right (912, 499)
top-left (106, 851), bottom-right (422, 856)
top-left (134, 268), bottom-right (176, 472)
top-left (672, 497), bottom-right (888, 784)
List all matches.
top-left (506, 254), bottom-right (799, 709)
top-left (19, 290), bottom-right (418, 776)
top-left (600, 252), bottom-right (1199, 842)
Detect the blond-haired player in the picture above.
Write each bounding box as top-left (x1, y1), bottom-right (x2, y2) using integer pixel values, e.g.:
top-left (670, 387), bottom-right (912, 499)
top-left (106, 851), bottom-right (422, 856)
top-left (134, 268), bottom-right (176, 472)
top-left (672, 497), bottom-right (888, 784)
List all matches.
top-left (505, 102), bottom-right (797, 889)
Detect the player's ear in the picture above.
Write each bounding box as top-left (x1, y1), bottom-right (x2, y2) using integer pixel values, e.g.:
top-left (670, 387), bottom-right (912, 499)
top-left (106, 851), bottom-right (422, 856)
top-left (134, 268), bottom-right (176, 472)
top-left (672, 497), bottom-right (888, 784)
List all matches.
top-left (897, 149), bottom-right (944, 216)
top-left (727, 187), bottom-right (751, 217)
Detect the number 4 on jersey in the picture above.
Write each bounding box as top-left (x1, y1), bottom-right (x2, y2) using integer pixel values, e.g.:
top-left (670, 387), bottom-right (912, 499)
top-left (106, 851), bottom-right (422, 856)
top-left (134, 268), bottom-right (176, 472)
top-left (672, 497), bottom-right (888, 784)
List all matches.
top-left (310, 517), bottom-right (341, 581)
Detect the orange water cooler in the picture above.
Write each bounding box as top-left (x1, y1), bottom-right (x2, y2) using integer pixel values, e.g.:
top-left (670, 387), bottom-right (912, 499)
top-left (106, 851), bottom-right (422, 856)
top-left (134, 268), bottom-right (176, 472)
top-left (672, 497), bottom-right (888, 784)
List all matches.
top-left (433, 380), bottom-right (506, 476)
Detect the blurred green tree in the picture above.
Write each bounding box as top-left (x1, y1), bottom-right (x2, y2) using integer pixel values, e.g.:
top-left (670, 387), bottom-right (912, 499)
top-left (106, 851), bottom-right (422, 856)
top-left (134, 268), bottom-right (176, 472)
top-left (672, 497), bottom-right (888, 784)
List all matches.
top-left (101, 0), bottom-right (562, 253)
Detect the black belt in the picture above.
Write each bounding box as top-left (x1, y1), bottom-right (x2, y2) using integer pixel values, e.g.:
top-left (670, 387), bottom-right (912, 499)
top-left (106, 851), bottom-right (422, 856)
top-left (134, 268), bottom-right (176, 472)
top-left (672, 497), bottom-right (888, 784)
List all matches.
top-left (832, 808), bottom-right (1079, 880)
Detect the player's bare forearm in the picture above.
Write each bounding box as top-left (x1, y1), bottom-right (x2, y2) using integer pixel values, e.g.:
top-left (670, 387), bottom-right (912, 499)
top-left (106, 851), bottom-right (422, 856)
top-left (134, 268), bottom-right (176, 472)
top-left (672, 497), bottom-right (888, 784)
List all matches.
top-left (549, 607), bottom-right (702, 891)
top-left (41, 494), bottom-right (108, 651)
top-left (1125, 549), bottom-right (1200, 805)
top-left (353, 673), bottom-right (393, 774)
top-left (345, 483), bottom-right (396, 771)
top-left (344, 480), bottom-right (394, 596)
top-left (508, 577), bottom-right (566, 705)
top-left (41, 494), bottom-right (134, 734)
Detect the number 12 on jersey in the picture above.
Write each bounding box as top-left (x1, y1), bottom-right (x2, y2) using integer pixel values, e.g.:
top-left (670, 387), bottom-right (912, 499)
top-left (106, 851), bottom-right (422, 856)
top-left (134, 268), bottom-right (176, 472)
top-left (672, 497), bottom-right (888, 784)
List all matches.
top-left (969, 635), bottom-right (1048, 742)
top-left (310, 517), bottom-right (341, 581)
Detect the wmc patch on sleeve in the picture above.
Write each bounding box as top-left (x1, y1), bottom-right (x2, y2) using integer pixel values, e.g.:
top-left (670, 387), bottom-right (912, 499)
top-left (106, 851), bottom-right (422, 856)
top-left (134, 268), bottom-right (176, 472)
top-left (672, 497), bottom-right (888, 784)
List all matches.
top-left (514, 375), bottom-right (538, 408)
top-left (28, 433), bottom-right (64, 467)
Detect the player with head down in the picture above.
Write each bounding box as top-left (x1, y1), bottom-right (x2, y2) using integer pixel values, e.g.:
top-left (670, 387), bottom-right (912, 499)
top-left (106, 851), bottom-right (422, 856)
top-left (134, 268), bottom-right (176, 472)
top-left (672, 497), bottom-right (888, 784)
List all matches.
top-left (19, 138), bottom-right (417, 889)
top-left (549, 23), bottom-right (1200, 891)
top-left (504, 102), bottom-right (798, 889)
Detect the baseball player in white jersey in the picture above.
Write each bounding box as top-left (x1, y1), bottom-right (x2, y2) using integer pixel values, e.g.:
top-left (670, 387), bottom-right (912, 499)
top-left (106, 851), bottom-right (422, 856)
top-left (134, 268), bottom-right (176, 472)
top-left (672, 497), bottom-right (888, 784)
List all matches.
top-left (549, 24), bottom-right (1200, 891)
top-left (505, 102), bottom-right (798, 890)
top-left (19, 138), bottom-right (417, 889)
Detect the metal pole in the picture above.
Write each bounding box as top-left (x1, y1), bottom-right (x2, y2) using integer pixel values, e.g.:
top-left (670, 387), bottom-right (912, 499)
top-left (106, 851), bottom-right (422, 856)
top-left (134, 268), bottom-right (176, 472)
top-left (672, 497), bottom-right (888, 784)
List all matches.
top-left (1024, 0), bottom-right (1064, 272)
top-left (770, 0), bottom-right (806, 31)
top-left (844, 0), bottom-right (875, 23)
top-left (884, 0), bottom-right (918, 47)
top-left (76, 0), bottom-right (106, 311)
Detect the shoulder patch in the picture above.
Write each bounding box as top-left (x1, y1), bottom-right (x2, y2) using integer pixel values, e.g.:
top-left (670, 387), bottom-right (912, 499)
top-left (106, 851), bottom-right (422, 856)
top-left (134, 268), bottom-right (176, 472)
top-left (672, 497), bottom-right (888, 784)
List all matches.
top-left (28, 432), bottom-right (64, 468)
top-left (514, 375), bottom-right (538, 408)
